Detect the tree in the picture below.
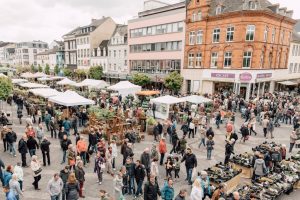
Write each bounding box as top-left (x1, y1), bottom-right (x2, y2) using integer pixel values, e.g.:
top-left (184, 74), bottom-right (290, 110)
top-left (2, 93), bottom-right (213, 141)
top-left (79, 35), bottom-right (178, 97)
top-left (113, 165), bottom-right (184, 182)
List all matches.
top-left (45, 64), bottom-right (50, 75)
top-left (30, 64), bottom-right (36, 72)
top-left (63, 68), bottom-right (73, 77)
top-left (38, 64), bottom-right (43, 72)
top-left (6, 64), bottom-right (10, 68)
top-left (54, 65), bottom-right (60, 75)
top-left (0, 77), bottom-right (13, 100)
top-left (164, 71), bottom-right (183, 94)
top-left (75, 69), bottom-right (87, 80)
top-left (89, 65), bottom-right (103, 80)
top-left (132, 73), bottom-right (151, 87)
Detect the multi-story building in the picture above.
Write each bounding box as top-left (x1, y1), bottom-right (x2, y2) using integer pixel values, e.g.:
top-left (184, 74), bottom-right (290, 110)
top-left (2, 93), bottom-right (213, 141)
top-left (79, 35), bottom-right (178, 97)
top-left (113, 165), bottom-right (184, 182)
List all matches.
top-left (15, 41), bottom-right (48, 67)
top-left (63, 27), bottom-right (80, 69)
top-left (288, 33), bottom-right (300, 75)
top-left (107, 25), bottom-right (128, 80)
top-left (0, 43), bottom-right (16, 67)
top-left (76, 17), bottom-right (116, 70)
top-left (90, 40), bottom-right (109, 73)
top-left (128, 0), bottom-right (186, 84)
top-left (183, 0), bottom-right (296, 100)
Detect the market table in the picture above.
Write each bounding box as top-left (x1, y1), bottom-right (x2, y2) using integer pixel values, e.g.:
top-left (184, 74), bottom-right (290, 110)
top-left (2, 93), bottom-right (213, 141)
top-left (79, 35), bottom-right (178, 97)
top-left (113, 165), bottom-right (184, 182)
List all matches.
top-left (210, 173), bottom-right (241, 194)
top-left (230, 162), bottom-right (253, 179)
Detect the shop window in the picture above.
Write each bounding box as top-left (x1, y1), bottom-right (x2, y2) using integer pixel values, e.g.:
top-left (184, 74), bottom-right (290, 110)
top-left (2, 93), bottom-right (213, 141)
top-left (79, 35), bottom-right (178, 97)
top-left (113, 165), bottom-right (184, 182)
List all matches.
top-left (224, 52), bottom-right (232, 68)
top-left (196, 30), bottom-right (203, 44)
top-left (212, 28), bottom-right (220, 43)
top-left (243, 51), bottom-right (252, 68)
top-left (210, 52), bottom-right (218, 68)
top-left (246, 25), bottom-right (255, 41)
top-left (189, 31), bottom-right (196, 45)
top-left (226, 26), bottom-right (234, 42)
top-left (188, 53), bottom-right (194, 68)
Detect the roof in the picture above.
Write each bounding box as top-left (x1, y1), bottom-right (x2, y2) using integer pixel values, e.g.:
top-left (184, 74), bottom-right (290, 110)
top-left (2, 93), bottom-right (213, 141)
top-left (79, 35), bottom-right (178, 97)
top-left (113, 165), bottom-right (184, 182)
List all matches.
top-left (113, 25), bottom-right (128, 37)
top-left (36, 48), bottom-right (58, 56)
top-left (89, 17), bottom-right (109, 27)
top-left (0, 42), bottom-right (11, 48)
top-left (63, 27), bottom-right (81, 36)
top-left (99, 40), bottom-right (109, 48)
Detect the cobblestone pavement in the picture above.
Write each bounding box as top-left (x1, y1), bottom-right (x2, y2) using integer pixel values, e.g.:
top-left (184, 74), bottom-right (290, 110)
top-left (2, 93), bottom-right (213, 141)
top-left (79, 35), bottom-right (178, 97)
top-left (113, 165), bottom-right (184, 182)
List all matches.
top-left (0, 102), bottom-right (299, 199)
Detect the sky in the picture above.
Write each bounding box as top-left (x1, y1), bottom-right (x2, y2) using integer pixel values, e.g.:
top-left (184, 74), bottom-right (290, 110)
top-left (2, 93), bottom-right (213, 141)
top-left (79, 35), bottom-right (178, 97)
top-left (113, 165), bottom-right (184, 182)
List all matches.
top-left (0, 0), bottom-right (299, 43)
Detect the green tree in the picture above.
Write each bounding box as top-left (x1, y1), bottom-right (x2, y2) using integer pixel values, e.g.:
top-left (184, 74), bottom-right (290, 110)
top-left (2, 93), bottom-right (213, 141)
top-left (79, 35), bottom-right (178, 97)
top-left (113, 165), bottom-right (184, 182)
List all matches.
top-left (164, 71), bottom-right (183, 94)
top-left (45, 64), bottom-right (50, 75)
top-left (0, 77), bottom-right (13, 100)
top-left (132, 73), bottom-right (151, 87)
top-left (6, 64), bottom-right (10, 68)
top-left (54, 65), bottom-right (60, 75)
top-left (38, 64), bottom-right (43, 72)
top-left (75, 69), bottom-right (87, 80)
top-left (63, 68), bottom-right (73, 77)
top-left (30, 64), bottom-right (36, 72)
top-left (89, 65), bottom-right (103, 80)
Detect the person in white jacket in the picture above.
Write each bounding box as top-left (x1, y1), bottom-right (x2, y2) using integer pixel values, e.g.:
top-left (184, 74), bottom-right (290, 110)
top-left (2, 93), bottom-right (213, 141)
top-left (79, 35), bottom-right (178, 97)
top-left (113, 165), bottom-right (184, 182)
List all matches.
top-left (150, 158), bottom-right (159, 181)
top-left (9, 174), bottom-right (23, 200)
top-left (110, 140), bottom-right (118, 170)
top-left (190, 178), bottom-right (203, 200)
top-left (30, 155), bottom-right (42, 190)
top-left (14, 163), bottom-right (24, 191)
top-left (47, 173), bottom-right (64, 200)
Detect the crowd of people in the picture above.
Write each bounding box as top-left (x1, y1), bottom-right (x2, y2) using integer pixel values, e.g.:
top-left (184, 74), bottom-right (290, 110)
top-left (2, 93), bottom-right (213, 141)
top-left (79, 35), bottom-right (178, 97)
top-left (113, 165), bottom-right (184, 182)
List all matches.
top-left (0, 89), bottom-right (299, 200)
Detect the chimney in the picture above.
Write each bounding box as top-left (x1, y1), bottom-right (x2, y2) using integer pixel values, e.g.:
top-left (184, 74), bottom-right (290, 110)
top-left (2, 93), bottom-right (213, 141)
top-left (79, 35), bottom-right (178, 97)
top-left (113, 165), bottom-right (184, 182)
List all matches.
top-left (91, 18), bottom-right (97, 23)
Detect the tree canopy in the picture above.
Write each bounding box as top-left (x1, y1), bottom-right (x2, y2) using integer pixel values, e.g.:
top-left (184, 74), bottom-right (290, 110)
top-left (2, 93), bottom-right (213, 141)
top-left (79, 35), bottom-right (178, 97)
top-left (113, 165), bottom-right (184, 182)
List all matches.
top-left (164, 71), bottom-right (183, 94)
top-left (132, 73), bottom-right (151, 87)
top-left (0, 77), bottom-right (13, 100)
top-left (30, 64), bottom-right (36, 73)
top-left (45, 64), bottom-right (50, 75)
top-left (88, 66), bottom-right (103, 80)
top-left (54, 65), bottom-right (60, 75)
top-left (38, 64), bottom-right (43, 72)
top-left (63, 68), bottom-right (73, 77)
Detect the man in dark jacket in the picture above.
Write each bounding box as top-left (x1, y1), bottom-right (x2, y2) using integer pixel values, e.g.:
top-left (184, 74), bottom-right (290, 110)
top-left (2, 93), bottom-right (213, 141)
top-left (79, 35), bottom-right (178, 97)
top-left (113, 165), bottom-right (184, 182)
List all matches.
top-left (88, 129), bottom-right (98, 153)
top-left (123, 143), bottom-right (133, 165)
top-left (40, 137), bottom-right (51, 166)
top-left (60, 135), bottom-right (72, 164)
top-left (18, 135), bottom-right (28, 167)
top-left (206, 127), bottom-right (215, 138)
top-left (75, 161), bottom-right (85, 198)
top-left (6, 128), bottom-right (17, 157)
top-left (59, 166), bottom-right (70, 200)
top-left (27, 136), bottom-right (39, 157)
top-left (170, 131), bottom-right (179, 154)
top-left (140, 148), bottom-right (151, 178)
top-left (125, 158), bottom-right (136, 195)
top-left (134, 160), bottom-right (146, 197)
top-left (224, 139), bottom-right (235, 165)
top-left (181, 148), bottom-right (197, 185)
top-left (144, 174), bottom-right (161, 200)
top-left (0, 113), bottom-right (8, 126)
top-left (174, 189), bottom-right (187, 200)
top-left (180, 123), bottom-right (189, 136)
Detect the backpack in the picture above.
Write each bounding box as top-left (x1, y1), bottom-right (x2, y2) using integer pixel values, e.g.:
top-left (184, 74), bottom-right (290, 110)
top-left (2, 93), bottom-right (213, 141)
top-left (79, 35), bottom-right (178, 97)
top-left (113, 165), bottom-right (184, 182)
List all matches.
top-left (6, 132), bottom-right (14, 143)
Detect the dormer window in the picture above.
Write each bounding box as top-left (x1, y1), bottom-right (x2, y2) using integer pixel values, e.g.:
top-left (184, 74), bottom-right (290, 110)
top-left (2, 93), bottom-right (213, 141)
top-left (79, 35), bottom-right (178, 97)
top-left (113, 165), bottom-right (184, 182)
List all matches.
top-left (216, 6), bottom-right (222, 15)
top-left (249, 1), bottom-right (257, 10)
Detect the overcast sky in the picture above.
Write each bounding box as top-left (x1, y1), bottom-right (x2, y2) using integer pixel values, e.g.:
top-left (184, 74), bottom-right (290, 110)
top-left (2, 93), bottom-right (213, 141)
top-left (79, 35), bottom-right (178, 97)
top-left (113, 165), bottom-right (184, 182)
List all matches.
top-left (0, 0), bottom-right (299, 43)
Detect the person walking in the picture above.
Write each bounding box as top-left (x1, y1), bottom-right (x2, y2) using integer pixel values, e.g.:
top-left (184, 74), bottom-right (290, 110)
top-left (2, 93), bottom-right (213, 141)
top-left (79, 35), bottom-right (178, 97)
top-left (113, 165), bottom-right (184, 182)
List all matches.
top-left (159, 138), bottom-right (167, 165)
top-left (88, 129), bottom-right (98, 153)
top-left (14, 163), bottom-right (24, 191)
top-left (190, 179), bottom-right (203, 200)
top-left (50, 117), bottom-right (57, 139)
top-left (27, 136), bottom-right (39, 157)
top-left (267, 119), bottom-right (275, 139)
top-left (144, 174), bottom-right (161, 200)
top-left (44, 111), bottom-right (51, 132)
top-left (110, 140), bottom-right (118, 170)
top-left (224, 139), bottom-right (235, 165)
top-left (65, 173), bottom-right (80, 200)
top-left (160, 178), bottom-right (174, 200)
top-left (17, 108), bottom-right (23, 125)
top-left (262, 116), bottom-right (269, 138)
top-left (62, 118), bottom-right (71, 136)
top-left (36, 123), bottom-right (44, 146)
top-left (206, 135), bottom-right (214, 160)
top-left (198, 171), bottom-right (212, 199)
top-left (30, 155), bottom-right (42, 190)
top-left (174, 189), bottom-right (187, 200)
top-left (198, 125), bottom-right (206, 148)
top-left (47, 173), bottom-right (64, 200)
top-left (289, 131), bottom-right (298, 153)
top-left (134, 160), bottom-right (146, 198)
top-left (59, 166), bottom-right (70, 200)
top-left (60, 135), bottom-right (72, 164)
top-left (1, 126), bottom-right (8, 152)
top-left (40, 137), bottom-right (51, 166)
top-left (113, 171), bottom-right (124, 200)
top-left (94, 152), bottom-right (105, 185)
top-left (18, 135), bottom-right (28, 167)
top-left (253, 154), bottom-right (267, 181)
top-left (181, 148), bottom-right (197, 185)
top-left (3, 165), bottom-right (13, 187)
top-left (170, 131), bottom-right (179, 154)
top-left (140, 148), bottom-right (151, 178)
top-left (6, 128), bottom-right (17, 157)
top-left (75, 161), bottom-right (85, 198)
top-left (9, 174), bottom-right (23, 200)
top-left (76, 138), bottom-right (87, 166)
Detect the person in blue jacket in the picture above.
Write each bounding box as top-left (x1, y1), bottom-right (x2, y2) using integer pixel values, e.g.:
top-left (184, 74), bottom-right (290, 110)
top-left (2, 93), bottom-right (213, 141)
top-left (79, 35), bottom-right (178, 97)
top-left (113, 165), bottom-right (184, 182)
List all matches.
top-left (4, 186), bottom-right (17, 200)
top-left (197, 171), bottom-right (212, 200)
top-left (3, 165), bottom-right (13, 187)
top-left (161, 177), bottom-right (174, 200)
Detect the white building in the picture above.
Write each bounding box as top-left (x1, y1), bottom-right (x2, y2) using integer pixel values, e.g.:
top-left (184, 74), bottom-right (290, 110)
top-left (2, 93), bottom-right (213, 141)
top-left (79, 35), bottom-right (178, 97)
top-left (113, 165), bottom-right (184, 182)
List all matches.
top-left (90, 40), bottom-right (109, 73)
top-left (0, 43), bottom-right (16, 67)
top-left (63, 27), bottom-right (80, 69)
top-left (36, 48), bottom-right (58, 70)
top-left (288, 33), bottom-right (300, 75)
top-left (107, 25), bottom-right (128, 79)
top-left (15, 41), bottom-right (48, 67)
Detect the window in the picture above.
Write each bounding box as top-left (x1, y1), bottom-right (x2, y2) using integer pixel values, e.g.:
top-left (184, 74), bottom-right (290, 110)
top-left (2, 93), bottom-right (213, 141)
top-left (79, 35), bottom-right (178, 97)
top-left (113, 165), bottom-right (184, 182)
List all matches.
top-left (224, 52), bottom-right (232, 68)
top-left (167, 24), bottom-right (172, 33)
top-left (246, 25), bottom-right (255, 41)
top-left (114, 50), bottom-right (116, 57)
top-left (178, 22), bottom-right (183, 32)
top-left (249, 1), bottom-right (257, 10)
top-left (243, 51), bottom-right (252, 68)
top-left (296, 45), bottom-right (299, 56)
top-left (260, 51), bottom-right (265, 68)
top-left (192, 12), bottom-right (196, 22)
top-left (173, 23), bottom-right (178, 32)
top-left (271, 28), bottom-right (276, 43)
top-left (216, 6), bottom-right (222, 15)
top-left (124, 50), bottom-right (127, 57)
top-left (210, 52), bottom-right (218, 68)
top-left (213, 28), bottom-right (220, 43)
top-left (189, 31), bottom-right (196, 45)
top-left (263, 26), bottom-right (269, 42)
top-left (188, 53), bottom-right (194, 67)
top-left (196, 53), bottom-right (202, 68)
top-left (289, 63), bottom-right (293, 73)
top-left (226, 26), bottom-right (234, 42)
top-left (197, 11), bottom-right (202, 21)
top-left (294, 63), bottom-right (298, 73)
top-left (281, 30), bottom-right (285, 44)
top-left (196, 30), bottom-right (203, 44)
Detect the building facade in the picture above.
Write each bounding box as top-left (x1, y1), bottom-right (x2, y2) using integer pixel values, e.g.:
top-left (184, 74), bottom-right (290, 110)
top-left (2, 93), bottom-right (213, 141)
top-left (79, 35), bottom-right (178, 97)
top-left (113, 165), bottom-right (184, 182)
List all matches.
top-left (0, 43), bottom-right (16, 67)
top-left (183, 0), bottom-right (296, 100)
top-left (107, 25), bottom-right (128, 79)
top-left (128, 1), bottom-right (186, 83)
top-left (288, 33), bottom-right (300, 75)
top-left (90, 40), bottom-right (109, 73)
top-left (15, 41), bottom-right (48, 67)
top-left (63, 27), bottom-right (80, 69)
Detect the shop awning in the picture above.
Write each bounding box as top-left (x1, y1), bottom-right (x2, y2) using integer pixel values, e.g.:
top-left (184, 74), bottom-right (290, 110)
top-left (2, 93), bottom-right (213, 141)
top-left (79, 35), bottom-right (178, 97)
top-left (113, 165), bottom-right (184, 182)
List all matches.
top-left (48, 90), bottom-right (95, 106)
top-left (29, 88), bottom-right (62, 98)
top-left (278, 81), bottom-right (298, 86)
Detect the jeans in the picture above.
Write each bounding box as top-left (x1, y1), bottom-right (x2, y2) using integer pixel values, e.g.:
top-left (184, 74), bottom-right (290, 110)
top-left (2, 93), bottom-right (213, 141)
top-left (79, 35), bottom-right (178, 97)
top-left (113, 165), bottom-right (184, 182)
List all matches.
top-left (289, 143), bottom-right (295, 153)
top-left (207, 149), bottom-right (212, 159)
top-left (128, 176), bottom-right (135, 194)
top-left (80, 152), bottom-right (87, 165)
top-left (18, 180), bottom-right (23, 191)
top-left (62, 150), bottom-right (66, 163)
top-left (3, 139), bottom-right (8, 152)
top-left (79, 182), bottom-right (84, 197)
top-left (160, 153), bottom-right (165, 165)
top-left (33, 175), bottom-right (41, 189)
top-left (42, 151), bottom-right (50, 166)
top-left (135, 180), bottom-right (143, 196)
top-left (51, 195), bottom-right (60, 200)
top-left (186, 167), bottom-right (193, 184)
top-left (21, 153), bottom-right (27, 167)
top-left (198, 138), bottom-right (206, 148)
top-left (45, 122), bottom-right (50, 131)
top-left (8, 142), bottom-right (16, 156)
top-left (29, 149), bottom-right (36, 157)
top-left (61, 187), bottom-right (66, 200)
top-left (216, 119), bottom-right (220, 128)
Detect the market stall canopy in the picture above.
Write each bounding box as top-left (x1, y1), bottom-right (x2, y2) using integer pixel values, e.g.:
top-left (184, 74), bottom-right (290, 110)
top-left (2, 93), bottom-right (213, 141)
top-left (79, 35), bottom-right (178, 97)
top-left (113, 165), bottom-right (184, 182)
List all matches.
top-left (107, 81), bottom-right (141, 96)
top-left (181, 95), bottom-right (212, 104)
top-left (29, 88), bottom-right (62, 98)
top-left (21, 72), bottom-right (34, 79)
top-left (34, 72), bottom-right (48, 78)
top-left (50, 76), bottom-right (65, 80)
top-left (150, 95), bottom-right (184, 105)
top-left (0, 73), bottom-right (7, 77)
top-left (48, 90), bottom-right (95, 106)
top-left (37, 76), bottom-right (53, 81)
top-left (19, 82), bottom-right (49, 89)
top-left (12, 79), bottom-right (28, 84)
top-left (56, 78), bottom-right (76, 85)
top-left (278, 81), bottom-right (298, 86)
top-left (136, 90), bottom-right (160, 96)
top-left (73, 79), bottom-right (109, 89)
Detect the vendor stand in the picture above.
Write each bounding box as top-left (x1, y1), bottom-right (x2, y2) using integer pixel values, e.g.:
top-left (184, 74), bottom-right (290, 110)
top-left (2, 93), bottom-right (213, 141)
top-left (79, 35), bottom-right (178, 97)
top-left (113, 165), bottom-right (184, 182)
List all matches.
top-left (230, 152), bottom-right (253, 178)
top-left (107, 81), bottom-right (141, 97)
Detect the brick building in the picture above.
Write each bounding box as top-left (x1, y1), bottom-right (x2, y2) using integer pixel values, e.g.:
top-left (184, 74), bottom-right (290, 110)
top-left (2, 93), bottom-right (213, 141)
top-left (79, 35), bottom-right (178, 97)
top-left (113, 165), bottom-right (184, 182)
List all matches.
top-left (183, 0), bottom-right (296, 100)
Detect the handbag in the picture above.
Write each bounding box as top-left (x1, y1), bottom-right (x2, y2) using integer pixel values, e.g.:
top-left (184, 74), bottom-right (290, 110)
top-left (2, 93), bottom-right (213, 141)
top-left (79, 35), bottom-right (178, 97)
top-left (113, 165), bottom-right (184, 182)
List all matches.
top-left (100, 163), bottom-right (106, 169)
top-left (34, 168), bottom-right (42, 175)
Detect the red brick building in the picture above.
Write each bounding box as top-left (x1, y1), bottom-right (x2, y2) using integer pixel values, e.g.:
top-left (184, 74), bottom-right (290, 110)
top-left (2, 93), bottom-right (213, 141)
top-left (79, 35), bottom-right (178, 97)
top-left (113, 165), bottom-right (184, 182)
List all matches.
top-left (183, 0), bottom-right (296, 99)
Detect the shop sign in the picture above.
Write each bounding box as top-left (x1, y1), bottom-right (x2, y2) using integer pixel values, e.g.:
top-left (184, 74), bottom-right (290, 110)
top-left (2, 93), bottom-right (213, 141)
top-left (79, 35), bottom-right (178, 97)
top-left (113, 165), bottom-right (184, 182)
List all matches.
top-left (256, 73), bottom-right (272, 79)
top-left (239, 72), bottom-right (252, 82)
top-left (211, 73), bottom-right (235, 79)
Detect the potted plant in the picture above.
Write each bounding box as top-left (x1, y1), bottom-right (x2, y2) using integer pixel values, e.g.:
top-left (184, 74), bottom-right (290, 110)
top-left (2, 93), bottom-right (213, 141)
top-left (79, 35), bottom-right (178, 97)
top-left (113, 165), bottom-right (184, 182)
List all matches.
top-left (146, 116), bottom-right (156, 135)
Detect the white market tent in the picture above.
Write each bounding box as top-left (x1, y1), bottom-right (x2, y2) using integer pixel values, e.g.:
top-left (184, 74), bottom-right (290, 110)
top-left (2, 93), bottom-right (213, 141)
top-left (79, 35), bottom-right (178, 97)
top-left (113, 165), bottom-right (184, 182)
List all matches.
top-left (37, 77), bottom-right (53, 81)
top-left (28, 88), bottom-right (62, 98)
top-left (34, 72), bottom-right (48, 78)
top-left (19, 82), bottom-right (49, 89)
top-left (181, 95), bottom-right (212, 104)
top-left (50, 76), bottom-right (65, 81)
top-left (278, 81), bottom-right (298, 86)
top-left (150, 95), bottom-right (184, 119)
top-left (57, 78), bottom-right (76, 86)
top-left (48, 90), bottom-right (95, 107)
top-left (73, 79), bottom-right (109, 89)
top-left (21, 72), bottom-right (34, 79)
top-left (107, 81), bottom-right (141, 96)
top-left (12, 79), bottom-right (28, 84)
top-left (0, 73), bottom-right (7, 78)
